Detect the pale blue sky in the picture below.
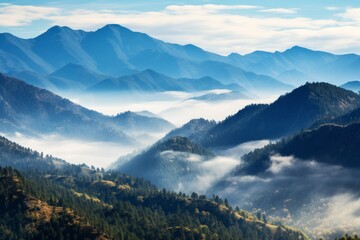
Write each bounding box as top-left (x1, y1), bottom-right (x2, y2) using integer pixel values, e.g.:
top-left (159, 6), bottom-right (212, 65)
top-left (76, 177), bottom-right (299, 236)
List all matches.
top-left (1, 0), bottom-right (360, 54)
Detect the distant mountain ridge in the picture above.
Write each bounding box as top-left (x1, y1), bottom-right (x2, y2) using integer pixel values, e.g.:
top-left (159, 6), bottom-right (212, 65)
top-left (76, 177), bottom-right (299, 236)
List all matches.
top-left (88, 69), bottom-right (243, 92)
top-left (1, 25), bottom-right (360, 93)
top-left (341, 80), bottom-right (360, 93)
top-left (229, 46), bottom-right (360, 85)
top-left (0, 24), bottom-right (293, 93)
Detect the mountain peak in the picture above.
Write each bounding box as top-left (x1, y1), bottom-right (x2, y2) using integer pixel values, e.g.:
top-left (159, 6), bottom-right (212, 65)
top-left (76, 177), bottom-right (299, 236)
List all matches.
top-left (137, 69), bottom-right (170, 78)
top-left (282, 46), bottom-right (315, 55)
top-left (282, 82), bottom-right (360, 103)
top-left (35, 25), bottom-right (86, 41)
top-left (98, 24), bottom-right (132, 33)
top-left (43, 25), bottom-right (74, 35)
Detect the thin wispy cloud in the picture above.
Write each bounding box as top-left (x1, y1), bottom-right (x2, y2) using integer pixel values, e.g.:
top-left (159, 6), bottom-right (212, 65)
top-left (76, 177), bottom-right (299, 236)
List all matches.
top-left (325, 6), bottom-right (339, 11)
top-left (164, 4), bottom-right (260, 13)
top-left (0, 4), bottom-right (60, 27)
top-left (259, 8), bottom-right (298, 14)
top-left (1, 3), bottom-right (360, 54)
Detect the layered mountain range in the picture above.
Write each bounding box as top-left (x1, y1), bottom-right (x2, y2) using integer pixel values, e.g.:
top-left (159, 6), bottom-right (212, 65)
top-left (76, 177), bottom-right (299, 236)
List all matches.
top-left (3, 24), bottom-right (360, 95)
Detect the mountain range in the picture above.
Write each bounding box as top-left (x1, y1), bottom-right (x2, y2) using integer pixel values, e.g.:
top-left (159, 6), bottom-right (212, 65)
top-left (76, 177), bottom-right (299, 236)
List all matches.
top-left (2, 25), bottom-right (360, 95)
top-left (88, 69), bottom-right (243, 93)
top-left (0, 24), bottom-right (324, 94)
top-left (0, 73), bottom-right (174, 143)
top-left (229, 46), bottom-right (360, 85)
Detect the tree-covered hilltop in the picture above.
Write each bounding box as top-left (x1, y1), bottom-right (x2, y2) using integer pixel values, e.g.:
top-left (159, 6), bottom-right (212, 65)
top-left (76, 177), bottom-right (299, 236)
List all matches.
top-left (203, 82), bottom-right (360, 147)
top-left (0, 135), bottom-right (308, 240)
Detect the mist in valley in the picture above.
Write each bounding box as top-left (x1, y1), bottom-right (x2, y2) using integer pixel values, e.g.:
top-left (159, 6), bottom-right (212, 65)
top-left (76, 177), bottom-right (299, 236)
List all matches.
top-left (208, 155), bottom-right (360, 239)
top-left (62, 90), bottom-right (277, 126)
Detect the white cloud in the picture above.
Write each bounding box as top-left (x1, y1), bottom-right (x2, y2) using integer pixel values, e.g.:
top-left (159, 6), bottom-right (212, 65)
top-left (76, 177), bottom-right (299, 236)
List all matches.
top-left (165, 4), bottom-right (260, 13)
top-left (0, 4), bottom-right (60, 27)
top-left (259, 8), bottom-right (298, 14)
top-left (340, 7), bottom-right (360, 23)
top-left (326, 6), bottom-right (339, 11)
top-left (1, 4), bottom-right (360, 54)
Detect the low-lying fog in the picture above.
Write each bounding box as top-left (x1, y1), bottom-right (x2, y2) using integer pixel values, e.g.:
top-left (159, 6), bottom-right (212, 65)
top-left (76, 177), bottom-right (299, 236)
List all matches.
top-left (3, 132), bottom-right (138, 168)
top-left (63, 90), bottom-right (276, 126)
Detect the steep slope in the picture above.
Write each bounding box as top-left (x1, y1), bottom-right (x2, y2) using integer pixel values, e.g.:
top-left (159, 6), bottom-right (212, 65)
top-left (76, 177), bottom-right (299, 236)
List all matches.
top-left (204, 82), bottom-right (360, 147)
top-left (32, 26), bottom-right (92, 71)
top-left (117, 136), bottom-right (214, 190)
top-left (112, 111), bottom-right (175, 133)
top-left (311, 104), bottom-right (360, 128)
top-left (0, 73), bottom-right (134, 143)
